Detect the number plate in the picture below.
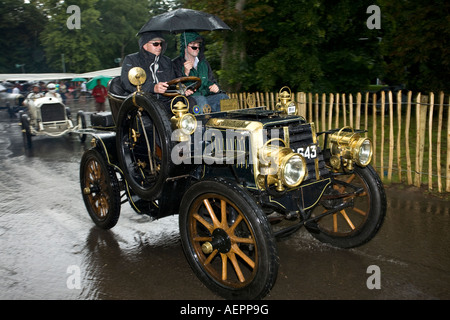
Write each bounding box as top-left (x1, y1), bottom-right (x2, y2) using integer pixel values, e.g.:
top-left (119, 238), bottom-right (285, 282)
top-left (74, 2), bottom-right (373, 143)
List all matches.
top-left (295, 145), bottom-right (317, 160)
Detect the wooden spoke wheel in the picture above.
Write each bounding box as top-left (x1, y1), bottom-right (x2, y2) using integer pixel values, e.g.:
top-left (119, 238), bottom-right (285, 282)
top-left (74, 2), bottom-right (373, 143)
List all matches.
top-left (180, 179), bottom-right (278, 300)
top-left (309, 165), bottom-right (386, 248)
top-left (80, 149), bottom-right (121, 229)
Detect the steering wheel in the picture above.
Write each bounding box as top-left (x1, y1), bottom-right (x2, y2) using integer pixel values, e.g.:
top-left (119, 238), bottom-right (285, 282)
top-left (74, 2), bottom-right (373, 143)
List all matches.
top-left (163, 76), bottom-right (201, 97)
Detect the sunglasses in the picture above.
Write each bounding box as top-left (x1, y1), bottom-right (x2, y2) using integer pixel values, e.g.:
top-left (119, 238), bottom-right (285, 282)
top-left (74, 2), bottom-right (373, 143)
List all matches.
top-left (151, 42), bottom-right (163, 47)
top-left (189, 46), bottom-right (200, 50)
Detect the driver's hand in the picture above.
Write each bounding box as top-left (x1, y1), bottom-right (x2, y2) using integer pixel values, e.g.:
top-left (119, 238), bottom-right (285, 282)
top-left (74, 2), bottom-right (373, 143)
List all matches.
top-left (184, 60), bottom-right (193, 75)
top-left (185, 89), bottom-right (194, 96)
top-left (154, 82), bottom-right (168, 94)
top-left (209, 84), bottom-right (220, 93)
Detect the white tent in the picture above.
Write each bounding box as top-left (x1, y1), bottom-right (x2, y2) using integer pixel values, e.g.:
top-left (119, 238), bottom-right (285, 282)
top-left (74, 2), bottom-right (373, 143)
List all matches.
top-left (0, 67), bottom-right (121, 82)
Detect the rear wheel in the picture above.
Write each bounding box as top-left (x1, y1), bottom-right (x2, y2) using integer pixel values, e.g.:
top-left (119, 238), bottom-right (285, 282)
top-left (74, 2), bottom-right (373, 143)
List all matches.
top-left (179, 179), bottom-right (279, 300)
top-left (80, 149), bottom-right (121, 229)
top-left (309, 165), bottom-right (386, 248)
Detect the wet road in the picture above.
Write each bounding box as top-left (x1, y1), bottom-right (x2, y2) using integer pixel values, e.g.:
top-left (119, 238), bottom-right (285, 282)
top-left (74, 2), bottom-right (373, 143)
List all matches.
top-left (0, 102), bottom-right (449, 300)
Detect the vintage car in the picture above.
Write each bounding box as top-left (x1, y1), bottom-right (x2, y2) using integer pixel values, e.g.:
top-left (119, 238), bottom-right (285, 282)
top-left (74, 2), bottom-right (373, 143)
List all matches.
top-left (0, 90), bottom-right (25, 117)
top-left (79, 67), bottom-right (386, 300)
top-left (19, 96), bottom-right (86, 148)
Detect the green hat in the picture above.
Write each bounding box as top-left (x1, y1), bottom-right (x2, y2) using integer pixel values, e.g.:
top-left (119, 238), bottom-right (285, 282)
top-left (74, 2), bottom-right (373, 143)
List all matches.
top-left (180, 32), bottom-right (203, 56)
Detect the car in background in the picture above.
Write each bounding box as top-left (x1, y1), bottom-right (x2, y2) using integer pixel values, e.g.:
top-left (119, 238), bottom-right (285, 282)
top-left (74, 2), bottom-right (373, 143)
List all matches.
top-left (19, 96), bottom-right (86, 148)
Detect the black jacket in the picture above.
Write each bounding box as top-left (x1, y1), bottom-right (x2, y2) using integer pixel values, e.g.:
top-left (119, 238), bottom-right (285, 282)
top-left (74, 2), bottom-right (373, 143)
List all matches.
top-left (121, 47), bottom-right (175, 95)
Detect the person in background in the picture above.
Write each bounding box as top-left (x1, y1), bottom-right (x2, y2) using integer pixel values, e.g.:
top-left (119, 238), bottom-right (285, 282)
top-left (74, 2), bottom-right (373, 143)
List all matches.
top-left (172, 32), bottom-right (229, 114)
top-left (92, 79), bottom-right (108, 112)
top-left (58, 81), bottom-right (67, 104)
top-left (23, 84), bottom-right (43, 123)
top-left (80, 81), bottom-right (87, 102)
top-left (12, 83), bottom-right (20, 94)
top-left (45, 83), bottom-right (62, 101)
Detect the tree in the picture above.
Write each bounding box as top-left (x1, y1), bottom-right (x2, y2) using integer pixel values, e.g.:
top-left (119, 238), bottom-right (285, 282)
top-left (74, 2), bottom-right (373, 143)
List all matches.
top-left (40, 0), bottom-right (102, 73)
top-left (96, 0), bottom-right (152, 69)
top-left (379, 0), bottom-right (450, 92)
top-left (182, 0), bottom-right (383, 93)
top-left (182, 0), bottom-right (274, 92)
top-left (0, 0), bottom-right (48, 73)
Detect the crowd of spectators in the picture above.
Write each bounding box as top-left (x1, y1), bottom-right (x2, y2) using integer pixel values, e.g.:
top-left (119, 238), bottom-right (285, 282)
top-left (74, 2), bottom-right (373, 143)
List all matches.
top-left (1, 80), bottom-right (93, 105)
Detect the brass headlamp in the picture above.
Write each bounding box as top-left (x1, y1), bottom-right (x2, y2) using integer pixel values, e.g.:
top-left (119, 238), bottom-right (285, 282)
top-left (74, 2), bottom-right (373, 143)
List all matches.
top-left (170, 96), bottom-right (197, 141)
top-left (258, 138), bottom-right (306, 191)
top-left (275, 86), bottom-right (297, 115)
top-left (328, 127), bottom-right (373, 170)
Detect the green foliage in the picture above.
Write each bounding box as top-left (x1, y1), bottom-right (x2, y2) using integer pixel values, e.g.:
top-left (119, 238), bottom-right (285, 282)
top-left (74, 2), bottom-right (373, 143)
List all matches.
top-left (183, 0), bottom-right (383, 93)
top-left (0, 0), bottom-right (48, 73)
top-left (96, 0), bottom-right (152, 69)
top-left (378, 0), bottom-right (450, 92)
top-left (40, 0), bottom-right (102, 73)
top-left (1, 0), bottom-right (447, 94)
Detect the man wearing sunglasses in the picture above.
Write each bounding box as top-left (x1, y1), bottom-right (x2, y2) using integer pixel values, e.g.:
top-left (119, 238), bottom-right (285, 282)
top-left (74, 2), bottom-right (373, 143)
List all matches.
top-left (121, 31), bottom-right (191, 104)
top-left (173, 32), bottom-right (229, 113)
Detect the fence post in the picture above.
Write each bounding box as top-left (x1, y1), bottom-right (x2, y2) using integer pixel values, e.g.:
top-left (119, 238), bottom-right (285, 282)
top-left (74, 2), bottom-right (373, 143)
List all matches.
top-left (296, 92), bottom-right (305, 117)
top-left (380, 91), bottom-right (385, 181)
top-left (371, 93), bottom-right (377, 169)
top-left (349, 93), bottom-right (354, 128)
top-left (328, 93), bottom-right (334, 130)
top-left (446, 94), bottom-right (450, 192)
top-left (314, 93), bottom-right (319, 130)
top-left (335, 93), bottom-right (340, 128)
top-left (388, 91), bottom-right (394, 181)
top-left (437, 92), bottom-right (444, 192)
top-left (321, 93), bottom-right (326, 132)
top-left (414, 94), bottom-right (428, 187)
top-left (405, 91), bottom-right (413, 185)
top-left (396, 90), bottom-right (403, 183)
top-left (428, 93), bottom-right (435, 190)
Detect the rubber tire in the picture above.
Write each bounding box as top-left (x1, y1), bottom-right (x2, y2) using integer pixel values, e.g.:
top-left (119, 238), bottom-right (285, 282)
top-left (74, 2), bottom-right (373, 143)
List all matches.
top-left (179, 178), bottom-right (279, 300)
top-left (77, 111), bottom-right (87, 142)
top-left (20, 112), bottom-right (32, 149)
top-left (310, 165), bottom-right (386, 248)
top-left (115, 93), bottom-right (175, 201)
top-left (80, 149), bottom-right (121, 229)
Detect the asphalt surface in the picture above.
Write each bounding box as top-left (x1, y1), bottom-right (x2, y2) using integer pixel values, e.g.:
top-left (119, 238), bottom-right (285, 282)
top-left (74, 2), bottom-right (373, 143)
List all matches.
top-left (0, 101), bottom-right (449, 301)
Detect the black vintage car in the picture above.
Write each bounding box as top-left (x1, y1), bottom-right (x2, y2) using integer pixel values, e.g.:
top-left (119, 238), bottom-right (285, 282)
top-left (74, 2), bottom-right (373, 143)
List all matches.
top-left (79, 67), bottom-right (386, 300)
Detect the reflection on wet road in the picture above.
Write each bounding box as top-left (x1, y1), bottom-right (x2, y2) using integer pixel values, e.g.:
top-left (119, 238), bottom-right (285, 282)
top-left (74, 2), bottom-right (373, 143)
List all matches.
top-left (0, 105), bottom-right (449, 300)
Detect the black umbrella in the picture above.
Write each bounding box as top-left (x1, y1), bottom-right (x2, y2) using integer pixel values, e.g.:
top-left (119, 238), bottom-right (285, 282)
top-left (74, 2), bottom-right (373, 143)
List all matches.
top-left (138, 8), bottom-right (231, 34)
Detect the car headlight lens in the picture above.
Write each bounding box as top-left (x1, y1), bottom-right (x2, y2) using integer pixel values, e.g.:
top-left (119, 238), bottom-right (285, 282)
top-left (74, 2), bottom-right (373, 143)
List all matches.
top-left (280, 153), bottom-right (306, 187)
top-left (179, 114), bottom-right (197, 135)
top-left (355, 138), bottom-right (372, 166)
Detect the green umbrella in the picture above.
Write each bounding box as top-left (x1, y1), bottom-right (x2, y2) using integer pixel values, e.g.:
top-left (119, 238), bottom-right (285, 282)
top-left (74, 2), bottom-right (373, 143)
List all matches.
top-left (86, 75), bottom-right (113, 90)
top-left (71, 77), bottom-right (87, 82)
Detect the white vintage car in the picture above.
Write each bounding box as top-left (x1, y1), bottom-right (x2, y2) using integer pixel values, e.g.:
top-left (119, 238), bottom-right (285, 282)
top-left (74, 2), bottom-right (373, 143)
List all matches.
top-left (19, 96), bottom-right (86, 148)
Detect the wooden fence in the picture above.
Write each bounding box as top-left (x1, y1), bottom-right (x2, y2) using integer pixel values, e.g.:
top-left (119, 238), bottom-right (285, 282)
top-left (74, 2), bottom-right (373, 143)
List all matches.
top-left (228, 90), bottom-right (450, 193)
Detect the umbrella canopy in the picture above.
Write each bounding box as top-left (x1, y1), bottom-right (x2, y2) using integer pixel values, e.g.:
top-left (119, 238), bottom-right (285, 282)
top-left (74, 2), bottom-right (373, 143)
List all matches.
top-left (138, 8), bottom-right (231, 34)
top-left (85, 75), bottom-right (112, 90)
top-left (72, 77), bottom-right (87, 82)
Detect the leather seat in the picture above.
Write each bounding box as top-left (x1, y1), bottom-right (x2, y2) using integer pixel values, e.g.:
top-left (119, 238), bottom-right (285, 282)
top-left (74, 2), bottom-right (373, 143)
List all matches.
top-left (107, 77), bottom-right (129, 125)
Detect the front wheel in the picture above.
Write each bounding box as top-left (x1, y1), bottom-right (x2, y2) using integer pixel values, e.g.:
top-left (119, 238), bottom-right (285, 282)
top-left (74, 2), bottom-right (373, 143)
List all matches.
top-left (20, 112), bottom-right (32, 149)
top-left (80, 149), bottom-right (121, 229)
top-left (77, 111), bottom-right (87, 142)
top-left (179, 179), bottom-right (279, 300)
top-left (308, 165), bottom-right (386, 248)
